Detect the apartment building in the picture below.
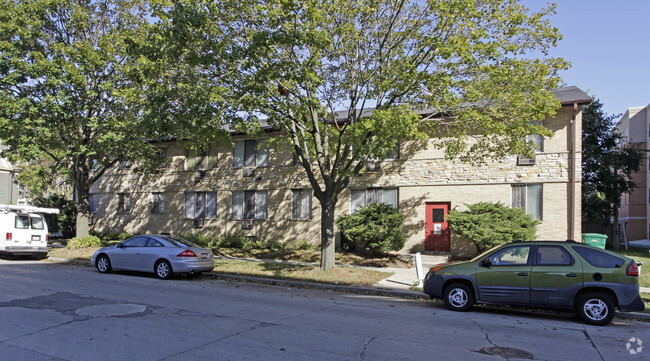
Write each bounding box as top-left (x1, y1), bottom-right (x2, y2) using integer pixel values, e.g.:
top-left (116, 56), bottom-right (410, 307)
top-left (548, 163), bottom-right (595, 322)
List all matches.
top-left (89, 86), bottom-right (591, 256)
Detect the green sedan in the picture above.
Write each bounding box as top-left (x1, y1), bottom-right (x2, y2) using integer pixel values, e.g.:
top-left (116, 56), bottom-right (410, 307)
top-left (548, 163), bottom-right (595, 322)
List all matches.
top-left (423, 240), bottom-right (644, 325)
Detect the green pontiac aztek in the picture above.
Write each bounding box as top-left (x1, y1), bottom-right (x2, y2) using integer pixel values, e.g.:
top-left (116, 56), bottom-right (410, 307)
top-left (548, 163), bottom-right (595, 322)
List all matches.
top-left (423, 240), bottom-right (644, 325)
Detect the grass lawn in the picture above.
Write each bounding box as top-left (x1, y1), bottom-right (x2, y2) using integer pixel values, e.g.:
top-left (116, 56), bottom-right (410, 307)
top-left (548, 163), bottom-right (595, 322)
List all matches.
top-left (47, 246), bottom-right (396, 286)
top-left (212, 259), bottom-right (391, 286)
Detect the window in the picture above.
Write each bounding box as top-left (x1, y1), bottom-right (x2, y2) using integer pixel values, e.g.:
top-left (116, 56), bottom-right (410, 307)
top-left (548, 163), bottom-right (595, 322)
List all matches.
top-left (15, 215), bottom-right (29, 229)
top-left (535, 246), bottom-right (572, 266)
top-left (512, 184), bottom-right (542, 220)
top-left (517, 122), bottom-right (544, 165)
top-left (292, 189), bottom-right (312, 220)
top-left (185, 192), bottom-right (216, 219)
top-left (157, 147), bottom-right (169, 168)
top-left (232, 190), bottom-right (268, 220)
top-left (152, 193), bottom-right (166, 214)
top-left (385, 140), bottom-right (400, 159)
top-left (351, 188), bottom-right (398, 212)
top-left (30, 216), bottom-right (44, 230)
top-left (89, 194), bottom-right (98, 214)
top-left (122, 237), bottom-right (147, 247)
top-left (186, 147), bottom-right (218, 170)
top-left (487, 245), bottom-right (531, 266)
top-left (572, 246), bottom-right (625, 268)
top-left (118, 193), bottom-right (131, 213)
top-left (233, 140), bottom-right (268, 168)
top-left (146, 239), bottom-right (164, 247)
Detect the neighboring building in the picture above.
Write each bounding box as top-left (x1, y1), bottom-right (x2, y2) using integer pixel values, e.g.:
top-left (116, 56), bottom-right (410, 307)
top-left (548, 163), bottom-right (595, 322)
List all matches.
top-left (615, 104), bottom-right (650, 242)
top-left (89, 86), bottom-right (591, 256)
top-left (0, 142), bottom-right (25, 205)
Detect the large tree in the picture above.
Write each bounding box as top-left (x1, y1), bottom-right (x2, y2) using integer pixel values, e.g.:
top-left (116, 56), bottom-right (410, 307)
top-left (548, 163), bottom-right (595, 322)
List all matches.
top-left (142, 0), bottom-right (569, 270)
top-left (582, 99), bottom-right (645, 248)
top-left (0, 0), bottom-right (160, 227)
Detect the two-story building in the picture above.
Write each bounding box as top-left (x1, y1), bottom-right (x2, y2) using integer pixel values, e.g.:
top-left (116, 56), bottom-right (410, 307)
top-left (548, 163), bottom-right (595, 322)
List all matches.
top-left (89, 86), bottom-right (591, 256)
top-left (615, 104), bottom-right (650, 242)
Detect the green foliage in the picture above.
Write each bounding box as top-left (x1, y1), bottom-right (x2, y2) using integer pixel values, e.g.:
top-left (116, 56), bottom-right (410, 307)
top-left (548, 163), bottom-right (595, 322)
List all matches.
top-left (67, 236), bottom-right (102, 249)
top-left (337, 203), bottom-right (406, 255)
top-left (446, 202), bottom-right (539, 253)
top-left (33, 194), bottom-right (77, 238)
top-left (291, 239), bottom-right (316, 251)
top-left (142, 0), bottom-right (569, 270)
top-left (0, 0), bottom-right (162, 215)
top-left (582, 99), bottom-right (646, 225)
top-left (89, 230), bottom-right (132, 244)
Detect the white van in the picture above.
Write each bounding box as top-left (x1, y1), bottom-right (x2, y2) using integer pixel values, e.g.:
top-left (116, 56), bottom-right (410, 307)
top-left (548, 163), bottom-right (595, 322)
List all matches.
top-left (0, 204), bottom-right (59, 258)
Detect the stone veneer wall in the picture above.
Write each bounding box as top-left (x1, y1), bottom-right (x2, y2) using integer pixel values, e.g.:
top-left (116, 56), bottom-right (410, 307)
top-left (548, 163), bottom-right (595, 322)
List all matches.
top-left (90, 106), bottom-right (581, 256)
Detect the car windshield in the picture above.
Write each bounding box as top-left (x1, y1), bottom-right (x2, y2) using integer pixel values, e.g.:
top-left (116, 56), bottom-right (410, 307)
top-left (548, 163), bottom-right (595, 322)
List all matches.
top-left (469, 244), bottom-right (503, 262)
top-left (161, 235), bottom-right (199, 248)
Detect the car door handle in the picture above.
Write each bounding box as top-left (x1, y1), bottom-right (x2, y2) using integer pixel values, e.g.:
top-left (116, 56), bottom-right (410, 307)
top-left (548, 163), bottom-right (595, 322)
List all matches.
top-left (565, 273), bottom-right (577, 277)
top-left (518, 273), bottom-right (529, 276)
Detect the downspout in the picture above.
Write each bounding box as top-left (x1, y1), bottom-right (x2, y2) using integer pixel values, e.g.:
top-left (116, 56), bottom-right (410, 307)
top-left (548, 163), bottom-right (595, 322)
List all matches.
top-left (568, 102), bottom-right (578, 241)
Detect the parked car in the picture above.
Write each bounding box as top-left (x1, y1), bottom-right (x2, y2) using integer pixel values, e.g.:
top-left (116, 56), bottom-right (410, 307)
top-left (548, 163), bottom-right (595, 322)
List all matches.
top-left (423, 240), bottom-right (644, 325)
top-left (0, 204), bottom-right (59, 259)
top-left (91, 234), bottom-right (214, 279)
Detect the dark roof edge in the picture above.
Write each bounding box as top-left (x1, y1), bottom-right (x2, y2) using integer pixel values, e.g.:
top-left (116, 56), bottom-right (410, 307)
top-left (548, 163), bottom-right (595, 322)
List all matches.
top-left (550, 86), bottom-right (592, 105)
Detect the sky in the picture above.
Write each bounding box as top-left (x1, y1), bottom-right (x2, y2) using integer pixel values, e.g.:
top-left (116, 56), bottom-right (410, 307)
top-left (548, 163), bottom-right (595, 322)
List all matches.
top-left (522, 1), bottom-right (650, 117)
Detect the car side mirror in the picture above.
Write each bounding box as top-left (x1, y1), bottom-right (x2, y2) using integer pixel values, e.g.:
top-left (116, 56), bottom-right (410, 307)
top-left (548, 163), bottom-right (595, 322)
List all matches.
top-left (481, 259), bottom-right (492, 268)
top-left (117, 243), bottom-right (124, 248)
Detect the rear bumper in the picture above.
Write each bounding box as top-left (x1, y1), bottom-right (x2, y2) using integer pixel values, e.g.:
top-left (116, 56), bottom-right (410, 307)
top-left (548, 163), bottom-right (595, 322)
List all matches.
top-left (619, 295), bottom-right (645, 312)
top-left (1, 246), bottom-right (49, 256)
top-left (170, 258), bottom-right (215, 273)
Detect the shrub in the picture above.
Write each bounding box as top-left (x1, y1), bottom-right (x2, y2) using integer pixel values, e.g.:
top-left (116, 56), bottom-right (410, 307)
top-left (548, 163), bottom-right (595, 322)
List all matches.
top-left (292, 239), bottom-right (315, 251)
top-left (178, 234), bottom-right (219, 248)
top-left (67, 235), bottom-right (102, 249)
top-left (219, 231), bottom-right (250, 249)
top-left (336, 203), bottom-right (406, 255)
top-left (446, 202), bottom-right (539, 253)
top-left (90, 230), bottom-right (131, 243)
top-left (265, 239), bottom-right (283, 250)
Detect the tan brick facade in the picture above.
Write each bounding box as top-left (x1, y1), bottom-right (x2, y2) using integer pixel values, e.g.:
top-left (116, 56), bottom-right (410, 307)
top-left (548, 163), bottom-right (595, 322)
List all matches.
top-left (90, 104), bottom-right (583, 257)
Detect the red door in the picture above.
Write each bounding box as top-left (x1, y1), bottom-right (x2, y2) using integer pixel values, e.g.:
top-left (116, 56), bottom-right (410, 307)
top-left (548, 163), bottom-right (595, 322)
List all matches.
top-left (425, 202), bottom-right (451, 252)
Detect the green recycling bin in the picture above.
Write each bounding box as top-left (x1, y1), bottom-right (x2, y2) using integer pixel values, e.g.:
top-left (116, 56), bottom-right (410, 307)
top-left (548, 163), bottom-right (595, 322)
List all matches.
top-left (582, 233), bottom-right (607, 249)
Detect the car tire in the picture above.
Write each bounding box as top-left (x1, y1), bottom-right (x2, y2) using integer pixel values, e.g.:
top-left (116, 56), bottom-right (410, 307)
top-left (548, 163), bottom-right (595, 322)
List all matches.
top-left (576, 292), bottom-right (615, 326)
top-left (96, 255), bottom-right (112, 274)
top-left (443, 282), bottom-right (474, 312)
top-left (155, 260), bottom-right (173, 280)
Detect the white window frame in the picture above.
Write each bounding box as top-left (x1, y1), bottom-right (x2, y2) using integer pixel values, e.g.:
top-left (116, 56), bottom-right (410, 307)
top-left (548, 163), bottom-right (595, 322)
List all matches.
top-left (292, 189), bottom-right (312, 220)
top-left (512, 183), bottom-right (543, 220)
top-left (185, 192), bottom-right (216, 219)
top-left (350, 188), bottom-right (398, 213)
top-left (152, 192), bottom-right (166, 214)
top-left (89, 194), bottom-right (98, 214)
top-left (233, 140), bottom-right (269, 168)
top-left (231, 190), bottom-right (268, 220)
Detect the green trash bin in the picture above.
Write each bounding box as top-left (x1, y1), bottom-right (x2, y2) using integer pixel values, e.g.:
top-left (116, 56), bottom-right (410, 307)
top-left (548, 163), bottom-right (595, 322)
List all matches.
top-left (582, 233), bottom-right (607, 249)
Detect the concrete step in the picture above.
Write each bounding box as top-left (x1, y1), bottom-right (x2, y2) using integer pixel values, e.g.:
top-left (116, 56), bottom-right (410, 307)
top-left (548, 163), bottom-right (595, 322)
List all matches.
top-left (393, 253), bottom-right (451, 268)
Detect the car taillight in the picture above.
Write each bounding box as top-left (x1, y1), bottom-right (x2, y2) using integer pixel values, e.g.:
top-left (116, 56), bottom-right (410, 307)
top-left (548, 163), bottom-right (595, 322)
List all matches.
top-left (627, 261), bottom-right (639, 277)
top-left (177, 250), bottom-right (197, 257)
top-left (6, 233), bottom-right (11, 241)
top-left (46, 234), bottom-right (49, 241)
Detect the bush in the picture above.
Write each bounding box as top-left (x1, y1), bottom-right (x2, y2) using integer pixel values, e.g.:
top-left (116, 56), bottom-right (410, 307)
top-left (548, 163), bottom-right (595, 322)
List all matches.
top-left (178, 233), bottom-right (219, 248)
top-left (336, 203), bottom-right (406, 255)
top-left (291, 239), bottom-right (315, 251)
top-left (446, 202), bottom-right (539, 253)
top-left (90, 230), bottom-right (131, 243)
top-left (67, 235), bottom-right (102, 249)
top-left (219, 232), bottom-right (252, 249)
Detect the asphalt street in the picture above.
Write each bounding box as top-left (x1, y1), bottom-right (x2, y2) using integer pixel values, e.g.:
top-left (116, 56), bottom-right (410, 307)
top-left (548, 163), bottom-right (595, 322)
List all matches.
top-left (0, 258), bottom-right (648, 361)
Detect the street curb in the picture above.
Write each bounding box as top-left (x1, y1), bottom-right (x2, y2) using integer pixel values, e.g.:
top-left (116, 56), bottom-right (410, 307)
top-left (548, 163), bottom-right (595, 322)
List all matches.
top-left (46, 257), bottom-right (648, 321)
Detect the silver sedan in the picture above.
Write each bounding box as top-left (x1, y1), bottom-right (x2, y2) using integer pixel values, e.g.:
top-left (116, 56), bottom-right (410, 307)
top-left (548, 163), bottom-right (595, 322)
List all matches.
top-left (91, 234), bottom-right (214, 279)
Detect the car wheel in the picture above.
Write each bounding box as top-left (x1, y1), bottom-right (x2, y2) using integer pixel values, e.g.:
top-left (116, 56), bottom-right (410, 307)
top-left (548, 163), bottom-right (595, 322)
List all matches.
top-left (96, 255), bottom-right (112, 274)
top-left (155, 260), bottom-right (173, 280)
top-left (576, 292), bottom-right (615, 326)
top-left (443, 282), bottom-right (474, 312)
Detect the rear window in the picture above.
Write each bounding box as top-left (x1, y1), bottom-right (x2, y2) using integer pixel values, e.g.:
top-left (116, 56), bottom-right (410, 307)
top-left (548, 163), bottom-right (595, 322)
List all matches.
top-left (162, 235), bottom-right (198, 248)
top-left (572, 246), bottom-right (625, 268)
top-left (15, 215), bottom-right (29, 229)
top-left (30, 216), bottom-right (44, 230)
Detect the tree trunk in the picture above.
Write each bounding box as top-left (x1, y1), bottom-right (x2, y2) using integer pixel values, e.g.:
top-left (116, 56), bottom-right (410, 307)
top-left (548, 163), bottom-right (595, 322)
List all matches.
top-left (320, 198), bottom-right (336, 271)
